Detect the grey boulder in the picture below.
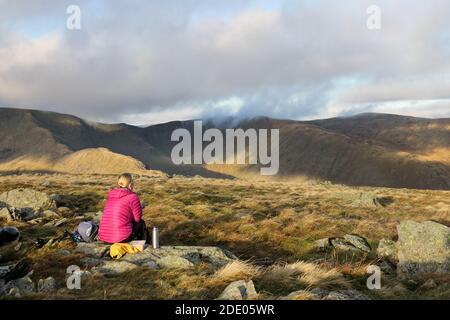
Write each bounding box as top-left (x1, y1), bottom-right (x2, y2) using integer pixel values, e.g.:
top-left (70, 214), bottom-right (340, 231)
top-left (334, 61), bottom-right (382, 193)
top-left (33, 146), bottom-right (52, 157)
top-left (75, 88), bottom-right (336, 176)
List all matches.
top-left (396, 220), bottom-right (450, 278)
top-left (0, 188), bottom-right (56, 213)
top-left (217, 280), bottom-right (257, 300)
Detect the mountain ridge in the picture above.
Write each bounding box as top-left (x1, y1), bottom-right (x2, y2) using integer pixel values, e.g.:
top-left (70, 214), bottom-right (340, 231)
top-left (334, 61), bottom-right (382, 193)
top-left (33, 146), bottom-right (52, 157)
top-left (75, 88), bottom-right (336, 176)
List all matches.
top-left (0, 107), bottom-right (449, 189)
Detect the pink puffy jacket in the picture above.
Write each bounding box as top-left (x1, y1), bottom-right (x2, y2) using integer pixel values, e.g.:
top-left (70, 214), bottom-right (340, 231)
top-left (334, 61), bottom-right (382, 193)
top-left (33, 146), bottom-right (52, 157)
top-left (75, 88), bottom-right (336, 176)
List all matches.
top-left (99, 188), bottom-right (142, 243)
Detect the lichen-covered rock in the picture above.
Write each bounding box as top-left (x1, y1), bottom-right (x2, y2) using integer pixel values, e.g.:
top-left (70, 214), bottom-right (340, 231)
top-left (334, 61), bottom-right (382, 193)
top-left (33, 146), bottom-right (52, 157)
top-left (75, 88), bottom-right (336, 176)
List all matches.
top-left (396, 220), bottom-right (450, 278)
top-left (330, 238), bottom-right (362, 253)
top-left (343, 234), bottom-right (371, 253)
top-left (217, 280), bottom-right (257, 300)
top-left (314, 238), bottom-right (331, 251)
top-left (0, 188), bottom-right (56, 213)
top-left (122, 245), bottom-right (237, 267)
top-left (341, 192), bottom-right (384, 207)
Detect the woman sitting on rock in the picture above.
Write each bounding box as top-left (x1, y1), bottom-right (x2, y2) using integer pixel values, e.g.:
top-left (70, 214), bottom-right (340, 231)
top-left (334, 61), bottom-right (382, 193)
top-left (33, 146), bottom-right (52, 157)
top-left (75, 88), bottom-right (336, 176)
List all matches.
top-left (99, 173), bottom-right (149, 244)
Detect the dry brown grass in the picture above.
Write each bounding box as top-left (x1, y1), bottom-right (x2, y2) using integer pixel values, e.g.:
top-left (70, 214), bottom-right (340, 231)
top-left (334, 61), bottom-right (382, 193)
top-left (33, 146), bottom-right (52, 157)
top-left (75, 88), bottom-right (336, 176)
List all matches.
top-left (0, 173), bottom-right (449, 300)
top-left (214, 260), bottom-right (261, 282)
top-left (259, 261), bottom-right (349, 291)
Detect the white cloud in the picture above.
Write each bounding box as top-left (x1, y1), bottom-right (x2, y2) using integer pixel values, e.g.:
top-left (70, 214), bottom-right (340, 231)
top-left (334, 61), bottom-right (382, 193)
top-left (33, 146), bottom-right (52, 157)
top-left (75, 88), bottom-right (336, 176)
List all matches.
top-left (0, 0), bottom-right (449, 123)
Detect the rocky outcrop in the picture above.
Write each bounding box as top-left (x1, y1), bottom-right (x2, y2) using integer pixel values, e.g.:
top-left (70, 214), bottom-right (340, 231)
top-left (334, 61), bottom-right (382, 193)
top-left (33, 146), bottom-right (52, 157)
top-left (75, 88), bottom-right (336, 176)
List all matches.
top-left (340, 192), bottom-right (385, 208)
top-left (217, 280), bottom-right (257, 300)
top-left (122, 245), bottom-right (237, 267)
top-left (76, 243), bottom-right (238, 274)
top-left (315, 234), bottom-right (371, 253)
top-left (343, 234), bottom-right (371, 253)
top-left (0, 188), bottom-right (56, 214)
top-left (1, 276), bottom-right (35, 297)
top-left (396, 220), bottom-right (449, 278)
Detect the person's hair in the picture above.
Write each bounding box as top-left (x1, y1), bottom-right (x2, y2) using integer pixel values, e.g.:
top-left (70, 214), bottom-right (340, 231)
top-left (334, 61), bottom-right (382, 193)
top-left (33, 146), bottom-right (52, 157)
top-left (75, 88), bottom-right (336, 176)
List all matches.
top-left (117, 173), bottom-right (133, 188)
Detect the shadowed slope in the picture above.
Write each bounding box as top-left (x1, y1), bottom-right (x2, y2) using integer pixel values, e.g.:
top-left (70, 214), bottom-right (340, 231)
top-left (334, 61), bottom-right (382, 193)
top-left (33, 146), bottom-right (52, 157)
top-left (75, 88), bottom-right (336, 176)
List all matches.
top-left (0, 108), bottom-right (449, 189)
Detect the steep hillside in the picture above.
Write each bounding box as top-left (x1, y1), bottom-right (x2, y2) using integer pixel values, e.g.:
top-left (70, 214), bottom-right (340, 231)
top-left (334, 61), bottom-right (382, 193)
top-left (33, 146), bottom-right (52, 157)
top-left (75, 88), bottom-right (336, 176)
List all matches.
top-left (308, 113), bottom-right (450, 162)
top-left (203, 117), bottom-right (450, 189)
top-left (0, 108), bottom-right (449, 189)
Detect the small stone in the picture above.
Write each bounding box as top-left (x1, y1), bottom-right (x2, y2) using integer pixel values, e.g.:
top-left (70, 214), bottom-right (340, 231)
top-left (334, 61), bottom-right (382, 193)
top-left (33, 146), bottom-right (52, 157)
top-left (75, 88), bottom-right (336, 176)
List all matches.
top-left (330, 238), bottom-right (362, 253)
top-left (420, 279), bottom-right (437, 290)
top-left (42, 210), bottom-right (60, 219)
top-left (57, 207), bottom-right (72, 216)
top-left (8, 287), bottom-right (21, 298)
top-left (0, 207), bottom-right (12, 222)
top-left (3, 276), bottom-right (35, 295)
top-left (217, 280), bottom-right (257, 300)
top-left (38, 277), bottom-right (57, 292)
top-left (57, 249), bottom-right (71, 256)
top-left (391, 283), bottom-right (408, 294)
top-left (314, 238), bottom-right (331, 251)
top-left (343, 234), bottom-right (371, 253)
top-left (28, 217), bottom-right (45, 225)
top-left (54, 218), bottom-right (68, 227)
top-left (323, 291), bottom-right (350, 300)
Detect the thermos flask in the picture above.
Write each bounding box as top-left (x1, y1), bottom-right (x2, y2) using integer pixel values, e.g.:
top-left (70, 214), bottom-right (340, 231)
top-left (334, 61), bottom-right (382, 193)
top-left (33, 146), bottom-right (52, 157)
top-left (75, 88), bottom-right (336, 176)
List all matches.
top-left (152, 226), bottom-right (160, 249)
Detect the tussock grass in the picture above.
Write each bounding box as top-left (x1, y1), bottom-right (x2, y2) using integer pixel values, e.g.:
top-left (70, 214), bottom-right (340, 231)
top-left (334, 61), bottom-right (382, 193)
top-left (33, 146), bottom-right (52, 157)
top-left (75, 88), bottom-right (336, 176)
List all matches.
top-left (258, 261), bottom-right (349, 294)
top-left (213, 260), bottom-right (261, 282)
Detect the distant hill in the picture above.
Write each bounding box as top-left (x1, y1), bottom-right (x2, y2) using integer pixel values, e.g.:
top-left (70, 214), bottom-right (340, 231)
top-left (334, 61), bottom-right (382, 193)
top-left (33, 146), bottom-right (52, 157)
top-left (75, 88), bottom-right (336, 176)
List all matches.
top-left (0, 108), bottom-right (224, 178)
top-left (229, 116), bottom-right (450, 189)
top-left (0, 108), bottom-right (449, 189)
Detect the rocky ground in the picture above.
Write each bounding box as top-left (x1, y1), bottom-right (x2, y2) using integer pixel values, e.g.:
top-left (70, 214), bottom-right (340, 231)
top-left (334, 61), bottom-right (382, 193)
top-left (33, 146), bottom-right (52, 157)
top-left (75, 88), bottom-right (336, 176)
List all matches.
top-left (0, 173), bottom-right (449, 300)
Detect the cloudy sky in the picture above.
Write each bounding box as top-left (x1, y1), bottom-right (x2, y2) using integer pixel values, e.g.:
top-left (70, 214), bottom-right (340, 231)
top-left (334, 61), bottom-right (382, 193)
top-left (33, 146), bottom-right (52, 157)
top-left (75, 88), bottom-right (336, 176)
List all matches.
top-left (0, 0), bottom-right (449, 125)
